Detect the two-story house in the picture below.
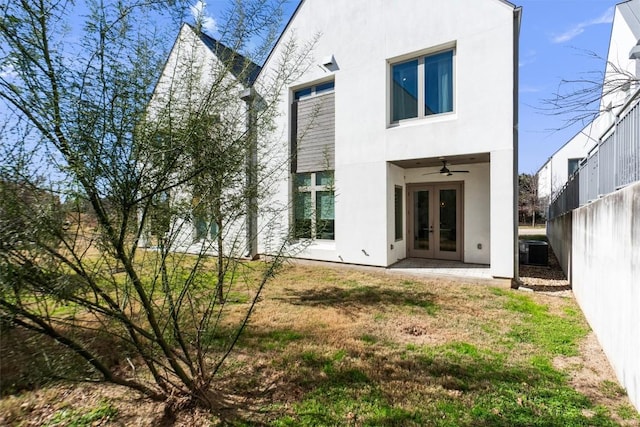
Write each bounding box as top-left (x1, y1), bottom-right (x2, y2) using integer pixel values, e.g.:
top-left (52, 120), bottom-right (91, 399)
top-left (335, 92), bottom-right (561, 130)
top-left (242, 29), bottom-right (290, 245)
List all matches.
top-left (256, 0), bottom-right (521, 279)
top-left (154, 0), bottom-right (522, 281)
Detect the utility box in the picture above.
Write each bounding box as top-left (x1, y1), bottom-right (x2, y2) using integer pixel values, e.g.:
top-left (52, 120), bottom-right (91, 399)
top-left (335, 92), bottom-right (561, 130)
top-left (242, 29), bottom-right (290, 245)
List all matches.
top-left (519, 240), bottom-right (549, 266)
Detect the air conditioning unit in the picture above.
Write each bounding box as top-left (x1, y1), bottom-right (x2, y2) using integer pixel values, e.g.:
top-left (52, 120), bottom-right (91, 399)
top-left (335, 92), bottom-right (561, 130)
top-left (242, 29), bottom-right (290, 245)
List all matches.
top-left (519, 240), bottom-right (549, 266)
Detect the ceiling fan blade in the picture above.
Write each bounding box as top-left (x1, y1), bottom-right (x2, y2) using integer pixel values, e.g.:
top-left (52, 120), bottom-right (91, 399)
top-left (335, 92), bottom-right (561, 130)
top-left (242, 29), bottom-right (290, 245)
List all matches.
top-left (422, 161), bottom-right (470, 175)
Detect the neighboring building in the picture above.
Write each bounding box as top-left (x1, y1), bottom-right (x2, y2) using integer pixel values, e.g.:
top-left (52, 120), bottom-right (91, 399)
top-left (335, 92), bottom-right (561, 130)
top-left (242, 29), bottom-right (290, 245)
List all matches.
top-left (536, 122), bottom-right (600, 209)
top-left (154, 0), bottom-right (522, 280)
top-left (144, 23), bottom-right (261, 256)
top-left (538, 0), bottom-right (640, 210)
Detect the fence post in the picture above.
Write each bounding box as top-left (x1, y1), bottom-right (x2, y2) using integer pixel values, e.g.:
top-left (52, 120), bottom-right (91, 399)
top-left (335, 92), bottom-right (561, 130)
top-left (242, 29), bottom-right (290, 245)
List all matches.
top-left (613, 115), bottom-right (618, 190)
top-left (597, 141), bottom-right (601, 198)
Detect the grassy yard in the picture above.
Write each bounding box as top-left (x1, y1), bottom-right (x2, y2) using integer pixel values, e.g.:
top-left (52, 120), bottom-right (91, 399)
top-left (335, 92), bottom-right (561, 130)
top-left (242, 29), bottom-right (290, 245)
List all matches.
top-left (1, 262), bottom-right (638, 426)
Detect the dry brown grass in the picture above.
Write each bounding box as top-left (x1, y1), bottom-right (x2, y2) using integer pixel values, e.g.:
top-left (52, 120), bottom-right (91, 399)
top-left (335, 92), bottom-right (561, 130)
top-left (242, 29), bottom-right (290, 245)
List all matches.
top-left (1, 262), bottom-right (638, 426)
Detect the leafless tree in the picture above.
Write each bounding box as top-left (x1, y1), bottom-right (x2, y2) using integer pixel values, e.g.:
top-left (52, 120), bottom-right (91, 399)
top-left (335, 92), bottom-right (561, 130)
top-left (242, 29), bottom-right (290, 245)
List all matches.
top-left (541, 50), bottom-right (639, 130)
top-left (0, 0), bottom-right (313, 412)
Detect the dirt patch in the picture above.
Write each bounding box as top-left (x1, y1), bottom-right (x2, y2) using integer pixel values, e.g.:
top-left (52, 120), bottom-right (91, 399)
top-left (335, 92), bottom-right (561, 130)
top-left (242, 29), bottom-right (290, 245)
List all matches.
top-left (555, 332), bottom-right (639, 426)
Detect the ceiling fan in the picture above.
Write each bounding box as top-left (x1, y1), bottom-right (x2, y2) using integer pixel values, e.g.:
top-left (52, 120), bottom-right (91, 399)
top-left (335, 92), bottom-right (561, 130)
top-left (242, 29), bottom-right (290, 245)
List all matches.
top-left (424, 160), bottom-right (470, 176)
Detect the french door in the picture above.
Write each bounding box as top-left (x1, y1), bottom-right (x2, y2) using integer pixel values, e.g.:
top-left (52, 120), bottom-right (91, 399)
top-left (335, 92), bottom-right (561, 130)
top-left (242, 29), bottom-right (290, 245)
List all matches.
top-left (407, 182), bottom-right (463, 260)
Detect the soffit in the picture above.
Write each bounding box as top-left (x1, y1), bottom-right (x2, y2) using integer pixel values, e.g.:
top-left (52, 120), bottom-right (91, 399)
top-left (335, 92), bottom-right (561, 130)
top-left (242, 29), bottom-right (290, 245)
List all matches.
top-left (391, 153), bottom-right (491, 169)
top-left (619, 1), bottom-right (640, 39)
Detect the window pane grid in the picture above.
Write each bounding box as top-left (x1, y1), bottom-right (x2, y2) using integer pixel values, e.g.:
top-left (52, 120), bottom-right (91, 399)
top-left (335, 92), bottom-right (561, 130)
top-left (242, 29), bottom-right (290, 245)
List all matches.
top-left (293, 171), bottom-right (335, 241)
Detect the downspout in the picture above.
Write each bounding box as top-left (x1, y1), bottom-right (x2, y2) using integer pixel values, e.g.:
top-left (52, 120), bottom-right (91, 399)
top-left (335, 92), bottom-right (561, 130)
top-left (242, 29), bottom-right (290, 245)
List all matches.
top-left (512, 6), bottom-right (523, 287)
top-left (240, 87), bottom-right (259, 259)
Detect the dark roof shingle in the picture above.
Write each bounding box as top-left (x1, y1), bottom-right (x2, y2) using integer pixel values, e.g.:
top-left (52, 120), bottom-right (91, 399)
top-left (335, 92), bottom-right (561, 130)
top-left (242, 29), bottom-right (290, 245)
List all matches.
top-left (188, 24), bottom-right (262, 86)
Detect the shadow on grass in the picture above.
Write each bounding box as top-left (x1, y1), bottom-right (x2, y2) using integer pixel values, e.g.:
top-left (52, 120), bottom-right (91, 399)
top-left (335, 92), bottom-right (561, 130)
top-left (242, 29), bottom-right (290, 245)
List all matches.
top-left (281, 285), bottom-right (438, 315)
top-left (238, 328), bottom-right (305, 351)
top-left (0, 323), bottom-right (125, 396)
top-left (214, 341), bottom-right (617, 426)
top-left (4, 318), bottom-right (614, 426)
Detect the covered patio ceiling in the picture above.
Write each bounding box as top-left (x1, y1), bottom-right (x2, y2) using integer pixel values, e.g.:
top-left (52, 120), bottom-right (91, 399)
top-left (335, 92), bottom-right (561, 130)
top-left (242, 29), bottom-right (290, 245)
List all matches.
top-left (390, 152), bottom-right (491, 169)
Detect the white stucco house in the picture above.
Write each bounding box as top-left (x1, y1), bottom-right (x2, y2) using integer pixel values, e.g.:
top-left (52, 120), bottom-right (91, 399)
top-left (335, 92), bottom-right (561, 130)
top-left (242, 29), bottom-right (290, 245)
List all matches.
top-left (154, 0), bottom-right (522, 280)
top-left (536, 129), bottom-right (585, 208)
top-left (536, 122), bottom-right (603, 209)
top-left (538, 0), bottom-right (640, 208)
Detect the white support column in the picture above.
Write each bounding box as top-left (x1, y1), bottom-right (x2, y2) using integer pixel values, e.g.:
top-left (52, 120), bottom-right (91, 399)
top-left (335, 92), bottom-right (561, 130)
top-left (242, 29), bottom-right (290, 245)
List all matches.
top-left (490, 149), bottom-right (516, 279)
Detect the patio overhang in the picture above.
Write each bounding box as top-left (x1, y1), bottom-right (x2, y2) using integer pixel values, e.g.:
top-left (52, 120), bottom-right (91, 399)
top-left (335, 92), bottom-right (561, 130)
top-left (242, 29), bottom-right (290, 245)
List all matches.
top-left (389, 152), bottom-right (490, 169)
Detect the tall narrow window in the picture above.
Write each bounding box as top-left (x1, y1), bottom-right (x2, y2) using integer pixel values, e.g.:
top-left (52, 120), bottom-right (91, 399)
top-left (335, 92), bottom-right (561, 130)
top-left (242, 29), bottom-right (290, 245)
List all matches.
top-left (390, 49), bottom-right (454, 123)
top-left (291, 81), bottom-right (335, 173)
top-left (291, 82), bottom-right (335, 242)
top-left (293, 171), bottom-right (334, 240)
top-left (316, 191), bottom-right (334, 240)
top-left (294, 191), bottom-right (312, 239)
top-left (394, 186), bottom-right (403, 240)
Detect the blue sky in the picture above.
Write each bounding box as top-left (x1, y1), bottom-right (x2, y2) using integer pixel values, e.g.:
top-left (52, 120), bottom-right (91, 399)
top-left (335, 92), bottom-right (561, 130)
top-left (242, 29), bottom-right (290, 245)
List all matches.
top-left (517, 0), bottom-right (619, 173)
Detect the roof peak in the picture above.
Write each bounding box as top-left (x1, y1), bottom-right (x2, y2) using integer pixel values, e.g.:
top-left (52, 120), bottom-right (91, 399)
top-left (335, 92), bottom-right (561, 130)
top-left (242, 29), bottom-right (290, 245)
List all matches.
top-left (183, 23), bottom-right (261, 86)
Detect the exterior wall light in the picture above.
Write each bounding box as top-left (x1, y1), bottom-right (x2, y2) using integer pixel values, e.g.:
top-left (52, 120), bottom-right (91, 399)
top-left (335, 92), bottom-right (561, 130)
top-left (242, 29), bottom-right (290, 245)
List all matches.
top-left (322, 54), bottom-right (335, 67)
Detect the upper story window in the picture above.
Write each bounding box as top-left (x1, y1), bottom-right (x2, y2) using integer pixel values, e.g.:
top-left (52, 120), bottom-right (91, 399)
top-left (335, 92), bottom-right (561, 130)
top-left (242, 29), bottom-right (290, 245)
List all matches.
top-left (294, 81), bottom-right (335, 100)
top-left (568, 158), bottom-right (582, 177)
top-left (391, 49), bottom-right (454, 123)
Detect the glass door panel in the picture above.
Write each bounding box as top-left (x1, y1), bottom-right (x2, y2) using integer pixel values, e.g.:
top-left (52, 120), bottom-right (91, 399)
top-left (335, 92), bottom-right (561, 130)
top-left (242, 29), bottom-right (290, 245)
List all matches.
top-left (438, 189), bottom-right (457, 253)
top-left (413, 190), bottom-right (430, 251)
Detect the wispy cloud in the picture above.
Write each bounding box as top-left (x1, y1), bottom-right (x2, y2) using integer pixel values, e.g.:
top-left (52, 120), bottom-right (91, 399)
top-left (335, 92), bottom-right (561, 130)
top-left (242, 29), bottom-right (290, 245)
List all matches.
top-left (519, 84), bottom-right (541, 94)
top-left (519, 49), bottom-right (537, 68)
top-left (190, 0), bottom-right (217, 34)
top-left (0, 63), bottom-right (17, 80)
top-left (551, 6), bottom-right (614, 44)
